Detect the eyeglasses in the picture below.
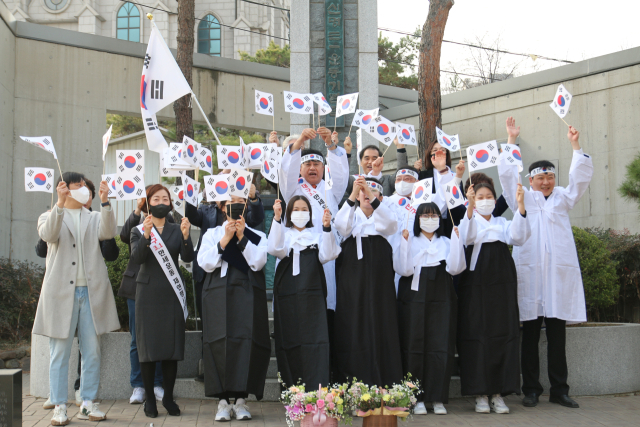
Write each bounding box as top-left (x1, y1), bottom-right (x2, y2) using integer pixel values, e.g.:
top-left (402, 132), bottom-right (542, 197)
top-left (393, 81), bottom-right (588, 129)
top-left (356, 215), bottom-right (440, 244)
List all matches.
top-left (419, 214), bottom-right (439, 220)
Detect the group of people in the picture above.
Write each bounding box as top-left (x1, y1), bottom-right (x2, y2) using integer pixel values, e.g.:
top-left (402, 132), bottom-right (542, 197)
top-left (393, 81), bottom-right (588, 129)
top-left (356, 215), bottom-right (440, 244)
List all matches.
top-left (34, 116), bottom-right (593, 425)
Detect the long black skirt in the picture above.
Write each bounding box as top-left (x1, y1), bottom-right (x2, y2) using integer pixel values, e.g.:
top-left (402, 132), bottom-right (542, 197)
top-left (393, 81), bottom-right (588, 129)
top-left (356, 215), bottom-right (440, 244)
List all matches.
top-left (397, 262), bottom-right (457, 403)
top-left (457, 241), bottom-right (520, 396)
top-left (274, 248), bottom-right (330, 388)
top-left (334, 235), bottom-right (403, 387)
top-left (202, 266), bottom-right (271, 400)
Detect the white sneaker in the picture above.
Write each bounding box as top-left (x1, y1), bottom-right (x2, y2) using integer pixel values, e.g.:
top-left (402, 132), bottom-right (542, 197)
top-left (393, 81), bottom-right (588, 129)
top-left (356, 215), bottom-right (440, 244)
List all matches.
top-left (130, 387), bottom-right (145, 404)
top-left (234, 399), bottom-right (252, 420)
top-left (43, 397), bottom-right (55, 410)
top-left (433, 402), bottom-right (447, 415)
top-left (78, 402), bottom-right (107, 421)
top-left (154, 386), bottom-right (164, 401)
top-left (75, 390), bottom-right (82, 407)
top-left (215, 400), bottom-right (232, 422)
top-left (413, 402), bottom-right (427, 415)
top-left (51, 405), bottom-right (69, 426)
top-left (475, 396), bottom-right (490, 413)
top-left (490, 394), bottom-right (509, 414)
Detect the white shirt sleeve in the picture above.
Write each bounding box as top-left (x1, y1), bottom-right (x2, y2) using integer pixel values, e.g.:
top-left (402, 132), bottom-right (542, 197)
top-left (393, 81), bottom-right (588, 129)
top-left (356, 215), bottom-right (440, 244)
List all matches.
top-left (241, 232), bottom-right (268, 271)
top-left (197, 228), bottom-right (223, 272)
top-left (394, 235), bottom-right (413, 277)
top-left (505, 211), bottom-right (531, 247)
top-left (319, 228), bottom-right (341, 264)
top-left (335, 201), bottom-right (356, 237)
top-left (458, 214), bottom-right (477, 246)
top-left (327, 146), bottom-right (350, 205)
top-left (281, 147), bottom-right (302, 203)
top-left (445, 231), bottom-right (467, 275)
top-left (373, 201), bottom-right (398, 237)
top-left (267, 220), bottom-right (288, 260)
top-left (562, 150), bottom-right (594, 210)
top-left (497, 152), bottom-right (523, 212)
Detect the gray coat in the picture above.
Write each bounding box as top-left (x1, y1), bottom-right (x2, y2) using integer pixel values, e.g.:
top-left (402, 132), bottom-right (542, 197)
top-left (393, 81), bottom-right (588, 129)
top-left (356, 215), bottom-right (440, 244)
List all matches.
top-left (34, 205), bottom-right (119, 339)
top-left (346, 149), bottom-right (409, 197)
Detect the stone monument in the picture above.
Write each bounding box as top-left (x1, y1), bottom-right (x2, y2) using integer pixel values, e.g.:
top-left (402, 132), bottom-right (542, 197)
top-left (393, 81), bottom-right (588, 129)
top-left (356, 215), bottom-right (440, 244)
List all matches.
top-left (290, 0), bottom-right (379, 173)
top-left (0, 370), bottom-right (21, 426)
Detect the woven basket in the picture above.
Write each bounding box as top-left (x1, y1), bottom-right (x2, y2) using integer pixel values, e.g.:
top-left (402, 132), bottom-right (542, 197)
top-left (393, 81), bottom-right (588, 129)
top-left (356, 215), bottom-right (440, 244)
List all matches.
top-left (361, 415), bottom-right (398, 427)
top-left (300, 414), bottom-right (338, 427)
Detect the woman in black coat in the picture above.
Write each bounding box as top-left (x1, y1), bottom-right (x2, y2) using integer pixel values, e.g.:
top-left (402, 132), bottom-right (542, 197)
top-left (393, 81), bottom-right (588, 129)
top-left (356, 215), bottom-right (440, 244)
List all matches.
top-left (130, 184), bottom-right (194, 418)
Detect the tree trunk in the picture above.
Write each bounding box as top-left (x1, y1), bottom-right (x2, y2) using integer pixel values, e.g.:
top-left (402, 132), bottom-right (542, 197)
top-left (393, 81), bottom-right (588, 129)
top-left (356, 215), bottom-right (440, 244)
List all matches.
top-left (418, 0), bottom-right (454, 165)
top-left (174, 0), bottom-right (196, 179)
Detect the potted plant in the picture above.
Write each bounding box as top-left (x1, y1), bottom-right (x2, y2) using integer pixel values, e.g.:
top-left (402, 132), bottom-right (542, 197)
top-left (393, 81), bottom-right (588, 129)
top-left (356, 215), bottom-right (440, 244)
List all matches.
top-left (347, 376), bottom-right (420, 426)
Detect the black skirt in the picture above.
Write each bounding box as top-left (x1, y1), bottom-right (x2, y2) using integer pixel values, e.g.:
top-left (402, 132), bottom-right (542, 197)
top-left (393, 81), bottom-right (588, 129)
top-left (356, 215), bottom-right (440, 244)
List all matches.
top-left (397, 261), bottom-right (457, 403)
top-left (273, 248), bottom-right (330, 388)
top-left (201, 265), bottom-right (271, 400)
top-left (457, 241), bottom-right (521, 396)
top-left (334, 235), bottom-right (403, 387)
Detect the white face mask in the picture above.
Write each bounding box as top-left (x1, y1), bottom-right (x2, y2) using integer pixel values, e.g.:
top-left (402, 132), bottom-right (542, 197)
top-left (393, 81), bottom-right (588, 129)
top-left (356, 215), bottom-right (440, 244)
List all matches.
top-left (395, 180), bottom-right (414, 197)
top-left (290, 211), bottom-right (310, 228)
top-left (69, 186), bottom-right (91, 205)
top-left (420, 217), bottom-right (440, 233)
top-left (476, 199), bottom-right (496, 216)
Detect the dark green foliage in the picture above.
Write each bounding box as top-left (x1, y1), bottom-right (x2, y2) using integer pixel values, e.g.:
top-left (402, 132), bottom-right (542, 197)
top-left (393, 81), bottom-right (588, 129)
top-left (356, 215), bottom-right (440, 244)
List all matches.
top-left (0, 258), bottom-right (44, 342)
top-left (239, 41), bottom-right (291, 68)
top-left (618, 154), bottom-right (640, 212)
top-left (378, 32), bottom-right (419, 90)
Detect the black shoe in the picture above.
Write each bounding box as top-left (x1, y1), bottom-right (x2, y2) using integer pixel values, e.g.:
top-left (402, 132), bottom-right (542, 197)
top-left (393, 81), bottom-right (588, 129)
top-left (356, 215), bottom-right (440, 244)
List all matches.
top-left (195, 373), bottom-right (204, 383)
top-left (550, 395), bottom-right (579, 408)
top-left (162, 398), bottom-right (181, 416)
top-left (144, 401), bottom-right (158, 418)
top-left (522, 394), bottom-right (539, 407)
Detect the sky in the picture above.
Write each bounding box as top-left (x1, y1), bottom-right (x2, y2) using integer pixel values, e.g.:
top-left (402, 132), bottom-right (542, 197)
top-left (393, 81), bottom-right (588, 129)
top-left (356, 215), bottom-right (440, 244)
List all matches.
top-left (377, 0), bottom-right (640, 85)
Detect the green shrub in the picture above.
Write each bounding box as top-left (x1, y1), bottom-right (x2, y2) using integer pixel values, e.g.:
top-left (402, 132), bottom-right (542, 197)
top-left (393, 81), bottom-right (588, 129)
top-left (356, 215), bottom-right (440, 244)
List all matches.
top-left (572, 227), bottom-right (619, 320)
top-left (0, 258), bottom-right (44, 342)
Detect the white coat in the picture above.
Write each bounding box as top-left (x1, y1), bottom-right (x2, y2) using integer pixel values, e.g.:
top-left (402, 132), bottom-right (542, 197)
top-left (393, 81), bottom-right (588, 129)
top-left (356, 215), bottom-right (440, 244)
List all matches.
top-left (498, 150), bottom-right (593, 323)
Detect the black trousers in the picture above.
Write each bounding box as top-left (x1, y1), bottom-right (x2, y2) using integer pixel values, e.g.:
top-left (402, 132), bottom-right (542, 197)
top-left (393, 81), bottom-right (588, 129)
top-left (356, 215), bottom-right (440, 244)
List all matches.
top-left (521, 316), bottom-right (569, 397)
top-left (196, 279), bottom-right (205, 360)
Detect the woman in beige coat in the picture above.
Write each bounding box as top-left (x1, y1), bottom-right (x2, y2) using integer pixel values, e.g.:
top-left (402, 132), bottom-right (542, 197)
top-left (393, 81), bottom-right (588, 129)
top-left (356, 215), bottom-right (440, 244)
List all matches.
top-left (35, 172), bottom-right (119, 426)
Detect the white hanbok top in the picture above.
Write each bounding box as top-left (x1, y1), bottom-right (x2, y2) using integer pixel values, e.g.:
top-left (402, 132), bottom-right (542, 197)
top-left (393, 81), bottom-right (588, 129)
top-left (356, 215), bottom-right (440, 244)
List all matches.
top-left (197, 222), bottom-right (268, 277)
top-left (267, 220), bottom-right (341, 275)
top-left (396, 231), bottom-right (466, 291)
top-left (498, 149), bottom-right (593, 323)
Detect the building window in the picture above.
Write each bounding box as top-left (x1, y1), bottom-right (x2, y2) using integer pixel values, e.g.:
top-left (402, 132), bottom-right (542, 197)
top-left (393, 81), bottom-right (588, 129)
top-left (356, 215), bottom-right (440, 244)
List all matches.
top-left (117, 3), bottom-right (140, 42)
top-left (44, 0), bottom-right (68, 11)
top-left (198, 15), bottom-right (221, 57)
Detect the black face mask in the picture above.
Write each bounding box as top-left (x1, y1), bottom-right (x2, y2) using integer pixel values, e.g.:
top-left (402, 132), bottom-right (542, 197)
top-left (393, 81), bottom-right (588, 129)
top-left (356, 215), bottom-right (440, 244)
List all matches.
top-left (226, 203), bottom-right (245, 221)
top-left (149, 203), bottom-right (172, 219)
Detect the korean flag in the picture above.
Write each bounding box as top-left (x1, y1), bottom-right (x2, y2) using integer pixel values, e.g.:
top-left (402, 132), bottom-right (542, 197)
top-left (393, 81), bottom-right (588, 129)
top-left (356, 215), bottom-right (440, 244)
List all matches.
top-left (20, 136), bottom-right (58, 159)
top-left (101, 173), bottom-right (118, 198)
top-left (283, 91), bottom-right (314, 115)
top-left (549, 84), bottom-right (572, 119)
top-left (25, 167), bottom-right (54, 193)
top-left (255, 89), bottom-right (274, 116)
top-left (114, 173), bottom-right (145, 201)
top-left (336, 93), bottom-right (359, 118)
top-left (325, 165), bottom-right (333, 190)
top-left (261, 158), bottom-right (279, 183)
top-left (160, 148), bottom-right (186, 177)
top-left (436, 126), bottom-right (461, 152)
top-left (197, 147), bottom-right (214, 174)
top-left (410, 178), bottom-right (434, 208)
top-left (170, 185), bottom-right (185, 216)
top-left (102, 125), bottom-right (112, 161)
top-left (216, 145), bottom-right (244, 169)
top-left (312, 92), bottom-right (333, 116)
top-left (182, 135), bottom-right (201, 167)
top-left (182, 175), bottom-right (201, 207)
top-left (364, 115), bottom-right (397, 146)
top-left (351, 108), bottom-right (379, 129)
top-left (396, 122), bottom-right (417, 146)
top-left (117, 150), bottom-right (145, 175)
top-left (246, 143), bottom-right (268, 169)
top-left (226, 168), bottom-right (253, 198)
top-left (466, 140), bottom-right (500, 172)
top-left (500, 143), bottom-right (524, 172)
top-left (441, 182), bottom-right (464, 209)
top-left (204, 174), bottom-right (231, 202)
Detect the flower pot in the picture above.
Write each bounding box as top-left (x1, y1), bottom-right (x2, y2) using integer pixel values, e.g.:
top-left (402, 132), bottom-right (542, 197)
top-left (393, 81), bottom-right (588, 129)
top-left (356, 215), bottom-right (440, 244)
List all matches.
top-left (362, 415), bottom-right (398, 427)
top-left (301, 413), bottom-right (338, 427)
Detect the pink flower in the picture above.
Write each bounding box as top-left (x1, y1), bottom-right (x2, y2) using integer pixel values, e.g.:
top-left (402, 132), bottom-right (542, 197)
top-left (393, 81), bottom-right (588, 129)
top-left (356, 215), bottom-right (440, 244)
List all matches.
top-left (325, 394), bottom-right (333, 403)
top-left (328, 402), bottom-right (335, 410)
top-left (305, 404), bottom-right (313, 412)
top-left (317, 399), bottom-right (325, 409)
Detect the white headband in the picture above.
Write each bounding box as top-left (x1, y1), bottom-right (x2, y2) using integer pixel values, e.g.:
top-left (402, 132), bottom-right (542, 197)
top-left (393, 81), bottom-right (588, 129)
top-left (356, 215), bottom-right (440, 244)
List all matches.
top-left (396, 169), bottom-right (419, 180)
top-left (301, 154), bottom-right (324, 164)
top-left (527, 166), bottom-right (556, 177)
top-left (367, 180), bottom-right (383, 193)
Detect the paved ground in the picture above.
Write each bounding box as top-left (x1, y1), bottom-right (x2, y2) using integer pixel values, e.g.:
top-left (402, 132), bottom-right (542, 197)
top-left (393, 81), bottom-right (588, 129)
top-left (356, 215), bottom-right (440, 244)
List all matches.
top-left (21, 375), bottom-right (640, 427)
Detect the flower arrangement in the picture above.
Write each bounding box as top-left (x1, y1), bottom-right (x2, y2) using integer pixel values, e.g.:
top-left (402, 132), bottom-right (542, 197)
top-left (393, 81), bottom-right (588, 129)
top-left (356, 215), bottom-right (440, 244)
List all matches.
top-left (278, 374), bottom-right (352, 427)
top-left (346, 376), bottom-right (420, 420)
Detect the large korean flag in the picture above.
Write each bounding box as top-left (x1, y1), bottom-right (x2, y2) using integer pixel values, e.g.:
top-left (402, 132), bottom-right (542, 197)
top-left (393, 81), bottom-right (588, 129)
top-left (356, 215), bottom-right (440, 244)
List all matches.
top-left (25, 167), bottom-right (54, 193)
top-left (140, 21), bottom-right (192, 116)
top-left (117, 150), bottom-right (145, 174)
top-left (114, 173), bottom-right (145, 201)
top-left (255, 90), bottom-right (274, 116)
top-left (365, 115), bottom-right (397, 146)
top-left (141, 108), bottom-right (168, 153)
top-left (396, 122), bottom-right (417, 146)
top-left (466, 141), bottom-right (500, 172)
top-left (410, 178), bottom-right (434, 208)
top-left (20, 136), bottom-right (58, 159)
top-left (283, 91), bottom-right (314, 115)
top-left (549, 84), bottom-right (572, 119)
top-left (351, 108), bottom-right (379, 129)
top-left (336, 93), bottom-right (358, 118)
top-left (436, 127), bottom-right (461, 152)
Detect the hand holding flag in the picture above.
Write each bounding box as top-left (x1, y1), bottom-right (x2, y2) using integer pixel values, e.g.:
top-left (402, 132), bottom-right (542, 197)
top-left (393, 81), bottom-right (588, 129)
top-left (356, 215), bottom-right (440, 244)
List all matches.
top-left (550, 84), bottom-right (572, 121)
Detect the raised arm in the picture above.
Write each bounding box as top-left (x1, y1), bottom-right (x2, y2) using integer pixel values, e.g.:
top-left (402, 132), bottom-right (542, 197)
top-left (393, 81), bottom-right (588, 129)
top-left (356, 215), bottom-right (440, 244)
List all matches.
top-left (185, 200), bottom-right (205, 228)
top-left (319, 209), bottom-right (341, 263)
top-left (457, 214), bottom-right (477, 247)
top-left (267, 219), bottom-right (288, 260)
top-left (38, 208), bottom-right (64, 244)
top-left (445, 230), bottom-right (466, 275)
top-left (335, 199), bottom-right (356, 237)
top-left (372, 199), bottom-right (398, 237)
top-left (562, 127), bottom-right (593, 210)
top-left (327, 146), bottom-right (349, 205)
top-left (98, 205), bottom-right (116, 241)
top-left (393, 232), bottom-right (413, 277)
top-left (239, 234), bottom-right (268, 271)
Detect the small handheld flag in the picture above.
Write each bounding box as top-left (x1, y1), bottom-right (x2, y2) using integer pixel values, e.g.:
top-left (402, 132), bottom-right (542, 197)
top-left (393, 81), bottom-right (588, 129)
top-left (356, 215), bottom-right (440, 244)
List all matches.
top-left (441, 182), bottom-right (464, 209)
top-left (182, 175), bottom-right (201, 207)
top-left (396, 122), bottom-right (417, 146)
top-left (436, 127), bottom-right (461, 152)
top-left (466, 141), bottom-right (499, 172)
top-left (283, 91), bottom-right (314, 115)
top-left (114, 173), bottom-right (145, 201)
top-left (117, 150), bottom-right (145, 174)
top-left (325, 165), bottom-right (333, 190)
top-left (20, 136), bottom-right (58, 159)
top-left (197, 147), bottom-right (214, 174)
top-left (550, 84), bottom-right (572, 120)
top-left (255, 90), bottom-right (274, 116)
top-left (182, 135), bottom-right (201, 167)
top-left (102, 125), bottom-right (113, 161)
top-left (226, 168), bottom-right (253, 198)
top-left (204, 175), bottom-right (231, 202)
top-left (336, 93), bottom-right (358, 118)
top-left (25, 167), bottom-right (54, 193)
top-left (312, 92), bottom-right (333, 116)
top-left (101, 174), bottom-right (118, 198)
top-left (410, 178), bottom-right (434, 207)
top-left (500, 143), bottom-right (523, 172)
top-left (246, 143), bottom-right (268, 169)
top-left (216, 144), bottom-right (244, 169)
top-left (170, 185), bottom-right (185, 216)
top-left (364, 115), bottom-right (397, 146)
top-left (351, 108), bottom-right (379, 129)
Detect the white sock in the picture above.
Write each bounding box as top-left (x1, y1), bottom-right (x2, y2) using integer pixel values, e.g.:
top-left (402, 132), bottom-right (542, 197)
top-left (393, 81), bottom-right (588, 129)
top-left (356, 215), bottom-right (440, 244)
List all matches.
top-left (55, 404), bottom-right (66, 409)
top-left (236, 398), bottom-right (246, 406)
top-left (83, 400), bottom-right (92, 407)
top-left (219, 399), bottom-right (228, 406)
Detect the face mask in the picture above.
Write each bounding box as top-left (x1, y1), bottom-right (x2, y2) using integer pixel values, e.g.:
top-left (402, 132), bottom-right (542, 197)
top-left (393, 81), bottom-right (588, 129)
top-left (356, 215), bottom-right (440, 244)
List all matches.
top-left (290, 211), bottom-right (310, 228)
top-left (149, 203), bottom-right (172, 219)
top-left (420, 217), bottom-right (440, 233)
top-left (476, 199), bottom-right (496, 216)
top-left (226, 203), bottom-right (245, 220)
top-left (69, 186), bottom-right (91, 205)
top-left (395, 180), bottom-right (414, 197)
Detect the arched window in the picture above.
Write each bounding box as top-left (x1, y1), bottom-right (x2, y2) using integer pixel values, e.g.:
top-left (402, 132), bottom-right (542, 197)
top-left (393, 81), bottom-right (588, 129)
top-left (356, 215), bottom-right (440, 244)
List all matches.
top-left (116, 2), bottom-right (140, 42)
top-left (198, 15), bottom-right (221, 57)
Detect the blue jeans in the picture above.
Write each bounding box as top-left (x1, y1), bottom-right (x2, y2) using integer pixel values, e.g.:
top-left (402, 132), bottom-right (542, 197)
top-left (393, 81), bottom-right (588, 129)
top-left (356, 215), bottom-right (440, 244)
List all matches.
top-left (127, 298), bottom-right (163, 388)
top-left (49, 287), bottom-right (100, 405)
